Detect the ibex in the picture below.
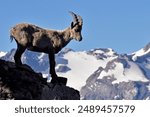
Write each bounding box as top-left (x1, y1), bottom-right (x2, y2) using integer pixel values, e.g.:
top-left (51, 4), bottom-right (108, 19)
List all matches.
top-left (10, 12), bottom-right (83, 81)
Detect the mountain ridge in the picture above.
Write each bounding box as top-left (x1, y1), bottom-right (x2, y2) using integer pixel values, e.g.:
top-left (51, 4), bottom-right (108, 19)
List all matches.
top-left (1, 42), bottom-right (150, 99)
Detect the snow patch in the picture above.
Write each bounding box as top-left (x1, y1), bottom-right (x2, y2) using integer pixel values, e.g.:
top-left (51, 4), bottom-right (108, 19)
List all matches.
top-left (0, 51), bottom-right (7, 57)
top-left (57, 51), bottom-right (106, 90)
top-left (98, 61), bottom-right (149, 84)
top-left (132, 48), bottom-right (150, 61)
top-left (147, 84), bottom-right (150, 91)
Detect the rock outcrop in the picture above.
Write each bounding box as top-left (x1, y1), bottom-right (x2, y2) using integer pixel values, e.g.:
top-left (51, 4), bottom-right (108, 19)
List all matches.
top-left (0, 59), bottom-right (80, 100)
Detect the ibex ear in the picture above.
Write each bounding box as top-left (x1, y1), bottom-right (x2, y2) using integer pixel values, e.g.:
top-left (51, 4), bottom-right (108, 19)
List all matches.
top-left (71, 22), bottom-right (74, 29)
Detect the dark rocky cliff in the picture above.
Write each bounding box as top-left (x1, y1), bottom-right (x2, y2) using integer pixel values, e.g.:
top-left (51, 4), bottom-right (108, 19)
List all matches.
top-left (0, 59), bottom-right (80, 100)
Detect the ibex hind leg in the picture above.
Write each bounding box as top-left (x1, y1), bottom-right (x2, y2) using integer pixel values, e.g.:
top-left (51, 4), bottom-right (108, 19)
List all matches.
top-left (48, 53), bottom-right (58, 79)
top-left (14, 44), bottom-right (26, 66)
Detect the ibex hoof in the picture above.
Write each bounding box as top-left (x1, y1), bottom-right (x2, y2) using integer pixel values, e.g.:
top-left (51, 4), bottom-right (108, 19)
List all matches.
top-left (51, 77), bottom-right (67, 85)
top-left (15, 63), bottom-right (22, 67)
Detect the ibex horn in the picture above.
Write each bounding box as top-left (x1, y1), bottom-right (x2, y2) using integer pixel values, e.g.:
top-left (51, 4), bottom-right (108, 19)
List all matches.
top-left (69, 11), bottom-right (79, 24)
top-left (77, 15), bottom-right (83, 25)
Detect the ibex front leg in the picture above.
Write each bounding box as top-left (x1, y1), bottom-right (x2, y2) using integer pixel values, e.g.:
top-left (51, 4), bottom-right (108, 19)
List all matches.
top-left (14, 44), bottom-right (26, 66)
top-left (48, 51), bottom-right (58, 81)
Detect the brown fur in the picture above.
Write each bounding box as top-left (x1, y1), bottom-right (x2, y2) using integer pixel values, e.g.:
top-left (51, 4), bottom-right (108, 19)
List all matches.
top-left (10, 12), bottom-right (83, 80)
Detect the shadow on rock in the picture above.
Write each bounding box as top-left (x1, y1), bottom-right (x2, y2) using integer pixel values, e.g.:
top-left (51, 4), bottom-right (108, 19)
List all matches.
top-left (0, 59), bottom-right (80, 100)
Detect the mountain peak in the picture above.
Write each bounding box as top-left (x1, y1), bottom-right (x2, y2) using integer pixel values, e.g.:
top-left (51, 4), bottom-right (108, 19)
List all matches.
top-left (58, 48), bottom-right (74, 56)
top-left (131, 42), bottom-right (150, 61)
top-left (0, 51), bottom-right (7, 57)
top-left (144, 42), bottom-right (150, 52)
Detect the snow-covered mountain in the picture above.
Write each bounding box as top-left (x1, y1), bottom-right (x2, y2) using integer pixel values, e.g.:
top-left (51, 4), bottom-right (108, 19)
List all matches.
top-left (1, 42), bottom-right (150, 99)
top-left (0, 51), bottom-right (7, 58)
top-left (81, 43), bottom-right (150, 100)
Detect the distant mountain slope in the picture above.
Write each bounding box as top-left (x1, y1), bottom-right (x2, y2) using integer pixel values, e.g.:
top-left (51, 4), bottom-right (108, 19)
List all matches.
top-left (1, 42), bottom-right (150, 99)
top-left (1, 48), bottom-right (117, 90)
top-left (81, 42), bottom-right (150, 99)
top-left (0, 51), bottom-right (7, 58)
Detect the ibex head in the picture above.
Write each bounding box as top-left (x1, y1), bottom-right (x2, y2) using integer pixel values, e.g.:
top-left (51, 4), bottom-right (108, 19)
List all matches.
top-left (69, 11), bottom-right (83, 41)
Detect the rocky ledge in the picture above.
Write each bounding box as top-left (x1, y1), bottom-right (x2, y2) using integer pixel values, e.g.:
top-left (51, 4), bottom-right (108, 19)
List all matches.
top-left (0, 59), bottom-right (80, 100)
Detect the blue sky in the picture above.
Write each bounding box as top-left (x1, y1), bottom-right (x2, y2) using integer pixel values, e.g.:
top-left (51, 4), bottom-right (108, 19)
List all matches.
top-left (0, 0), bottom-right (150, 54)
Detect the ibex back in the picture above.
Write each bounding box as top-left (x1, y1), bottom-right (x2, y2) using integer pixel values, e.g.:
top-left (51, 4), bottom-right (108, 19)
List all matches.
top-left (10, 12), bottom-right (83, 81)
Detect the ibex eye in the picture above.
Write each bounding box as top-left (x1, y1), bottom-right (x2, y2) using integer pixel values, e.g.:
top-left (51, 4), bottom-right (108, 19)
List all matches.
top-left (75, 29), bottom-right (80, 32)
